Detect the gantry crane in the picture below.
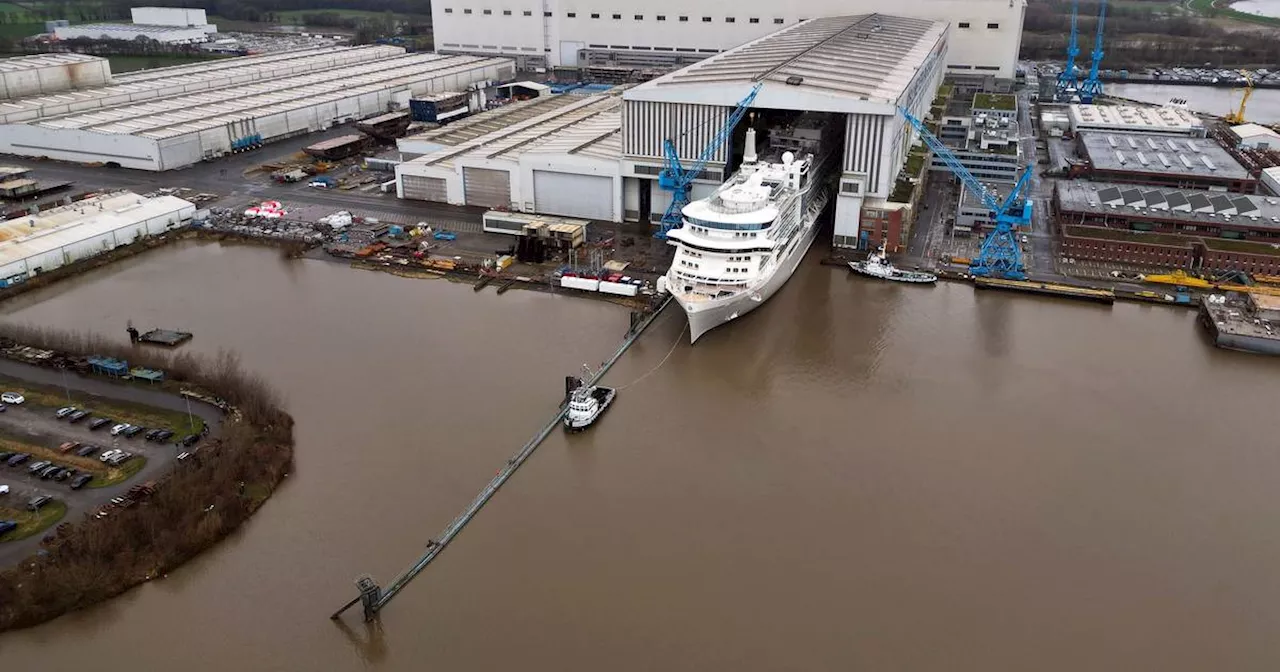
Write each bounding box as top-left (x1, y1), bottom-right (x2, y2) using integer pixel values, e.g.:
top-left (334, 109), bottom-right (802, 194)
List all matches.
top-left (655, 83), bottom-right (761, 239)
top-left (1224, 70), bottom-right (1254, 125)
top-left (1055, 0), bottom-right (1082, 100)
top-left (1077, 0), bottom-right (1108, 103)
top-left (900, 108), bottom-right (1034, 280)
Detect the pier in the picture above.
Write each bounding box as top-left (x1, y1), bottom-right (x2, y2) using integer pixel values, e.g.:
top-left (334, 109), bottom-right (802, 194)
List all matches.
top-left (332, 295), bottom-right (674, 622)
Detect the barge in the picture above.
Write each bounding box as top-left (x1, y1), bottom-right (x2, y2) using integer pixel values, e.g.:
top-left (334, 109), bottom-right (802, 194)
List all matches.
top-left (1199, 293), bottom-right (1280, 355)
top-left (973, 277), bottom-right (1115, 304)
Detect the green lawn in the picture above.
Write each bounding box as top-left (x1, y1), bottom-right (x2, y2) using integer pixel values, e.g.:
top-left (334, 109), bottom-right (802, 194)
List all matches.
top-left (973, 93), bottom-right (1016, 111)
top-left (0, 500), bottom-right (66, 543)
top-left (275, 8), bottom-right (429, 21)
top-left (106, 54), bottom-right (225, 73)
top-left (1187, 0), bottom-right (1280, 27)
top-left (0, 22), bottom-right (42, 39)
top-left (0, 374), bottom-right (205, 436)
top-left (0, 2), bottom-right (33, 14)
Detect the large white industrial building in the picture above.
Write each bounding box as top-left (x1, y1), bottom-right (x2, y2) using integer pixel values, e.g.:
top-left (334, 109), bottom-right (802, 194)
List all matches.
top-left (54, 5), bottom-right (219, 44)
top-left (0, 192), bottom-right (195, 284)
top-left (396, 13), bottom-right (946, 251)
top-left (0, 46), bottom-right (513, 170)
top-left (0, 54), bottom-right (113, 100)
top-left (430, 0), bottom-right (1021, 79)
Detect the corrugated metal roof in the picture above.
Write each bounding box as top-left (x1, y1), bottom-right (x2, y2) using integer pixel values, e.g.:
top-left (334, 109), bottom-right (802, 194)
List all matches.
top-left (0, 53), bottom-right (103, 73)
top-left (628, 14), bottom-right (944, 104)
top-left (407, 95), bottom-right (581, 147)
top-left (110, 45), bottom-right (341, 83)
top-left (0, 192), bottom-right (192, 265)
top-left (408, 91), bottom-right (625, 170)
top-left (35, 54), bottom-right (507, 138)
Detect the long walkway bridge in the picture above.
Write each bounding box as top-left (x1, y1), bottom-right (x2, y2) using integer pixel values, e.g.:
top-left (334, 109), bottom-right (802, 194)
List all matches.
top-left (332, 295), bottom-right (674, 622)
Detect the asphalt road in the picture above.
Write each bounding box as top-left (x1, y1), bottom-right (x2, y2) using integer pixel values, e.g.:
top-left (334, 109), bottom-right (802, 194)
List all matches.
top-left (0, 360), bottom-right (223, 567)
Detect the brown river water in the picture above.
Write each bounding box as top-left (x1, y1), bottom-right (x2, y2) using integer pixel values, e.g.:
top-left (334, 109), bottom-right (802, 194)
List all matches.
top-left (1, 240), bottom-right (1278, 670)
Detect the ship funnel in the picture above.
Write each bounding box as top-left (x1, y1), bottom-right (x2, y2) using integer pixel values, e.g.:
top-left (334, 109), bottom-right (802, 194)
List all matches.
top-left (743, 119), bottom-right (758, 165)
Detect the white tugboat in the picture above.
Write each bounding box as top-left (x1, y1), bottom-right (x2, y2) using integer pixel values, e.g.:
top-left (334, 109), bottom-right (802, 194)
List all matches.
top-left (563, 365), bottom-right (616, 432)
top-left (848, 244), bottom-right (937, 284)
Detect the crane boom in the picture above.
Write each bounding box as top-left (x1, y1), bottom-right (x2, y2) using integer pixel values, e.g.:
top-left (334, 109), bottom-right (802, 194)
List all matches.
top-left (899, 108), bottom-right (1033, 280)
top-left (1056, 0), bottom-right (1082, 99)
top-left (655, 83), bottom-right (762, 238)
top-left (1225, 70), bottom-right (1253, 125)
top-left (1078, 0), bottom-right (1108, 103)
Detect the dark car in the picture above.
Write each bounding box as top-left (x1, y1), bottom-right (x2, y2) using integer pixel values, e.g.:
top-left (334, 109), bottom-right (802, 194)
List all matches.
top-left (27, 495), bottom-right (50, 511)
top-left (123, 425), bottom-right (146, 438)
top-left (70, 473), bottom-right (92, 490)
top-left (155, 429), bottom-right (174, 442)
top-left (0, 451), bottom-right (11, 462)
top-left (27, 460), bottom-right (49, 474)
top-left (89, 417), bottom-right (111, 430)
top-left (68, 410), bottom-right (89, 423)
top-left (75, 445), bottom-right (99, 457)
top-left (6, 453), bottom-right (30, 467)
top-left (144, 429), bottom-right (162, 441)
top-left (40, 465), bottom-right (61, 480)
top-left (181, 434), bottom-right (200, 447)
top-left (0, 520), bottom-right (16, 536)
top-left (55, 468), bottom-right (75, 482)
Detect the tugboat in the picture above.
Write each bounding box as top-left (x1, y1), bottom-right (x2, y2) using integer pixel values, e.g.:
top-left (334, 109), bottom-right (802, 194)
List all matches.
top-left (563, 365), bottom-right (616, 432)
top-left (848, 245), bottom-right (938, 284)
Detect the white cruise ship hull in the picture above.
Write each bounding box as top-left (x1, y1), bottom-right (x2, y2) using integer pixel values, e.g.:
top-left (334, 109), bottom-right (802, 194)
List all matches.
top-left (675, 220), bottom-right (819, 343)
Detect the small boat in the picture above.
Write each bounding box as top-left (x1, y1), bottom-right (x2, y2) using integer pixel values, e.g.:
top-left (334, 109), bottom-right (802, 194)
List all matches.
top-left (848, 245), bottom-right (937, 284)
top-left (563, 365), bottom-right (616, 432)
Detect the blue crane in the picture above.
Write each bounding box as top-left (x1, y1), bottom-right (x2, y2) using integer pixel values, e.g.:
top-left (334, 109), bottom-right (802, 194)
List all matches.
top-left (1055, 0), bottom-right (1081, 100)
top-left (899, 108), bottom-right (1033, 280)
top-left (655, 83), bottom-right (762, 239)
top-left (1078, 0), bottom-right (1108, 103)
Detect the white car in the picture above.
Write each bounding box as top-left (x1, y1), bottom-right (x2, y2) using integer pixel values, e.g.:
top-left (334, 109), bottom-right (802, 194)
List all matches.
top-left (99, 449), bottom-right (121, 462)
top-left (1, 392), bottom-right (24, 405)
top-left (1020, 235), bottom-right (1029, 244)
top-left (0, 484), bottom-right (8, 495)
top-left (110, 423), bottom-right (131, 436)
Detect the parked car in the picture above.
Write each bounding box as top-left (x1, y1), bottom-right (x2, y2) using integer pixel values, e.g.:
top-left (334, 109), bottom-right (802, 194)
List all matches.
top-left (27, 495), bottom-right (50, 511)
top-left (181, 434), bottom-right (200, 447)
top-left (6, 453), bottom-right (30, 467)
top-left (0, 452), bottom-right (12, 462)
top-left (70, 473), bottom-right (92, 490)
top-left (75, 445), bottom-right (99, 457)
top-left (109, 423), bottom-right (130, 436)
top-left (0, 403), bottom-right (7, 412)
top-left (40, 465), bottom-right (61, 480)
top-left (98, 450), bottom-right (121, 463)
top-left (0, 521), bottom-right (16, 535)
top-left (0, 484), bottom-right (8, 495)
top-left (26, 460), bottom-right (50, 474)
top-left (58, 441), bottom-right (81, 453)
top-left (108, 453), bottom-right (131, 466)
top-left (124, 425), bottom-right (146, 438)
top-left (68, 410), bottom-right (89, 423)
top-left (55, 468), bottom-right (74, 482)
top-left (154, 429), bottom-right (174, 442)
top-left (144, 429), bottom-right (162, 441)
top-left (1, 392), bottom-right (25, 405)
top-left (55, 406), bottom-right (77, 419)
top-left (89, 418), bottom-right (111, 430)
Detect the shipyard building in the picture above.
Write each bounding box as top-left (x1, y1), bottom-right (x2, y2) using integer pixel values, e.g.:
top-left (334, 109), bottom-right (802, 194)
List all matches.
top-left (396, 13), bottom-right (947, 251)
top-left (429, 0), bottom-right (1023, 81)
top-left (1073, 132), bottom-right (1255, 194)
top-left (0, 53), bottom-right (113, 100)
top-left (0, 46), bottom-right (512, 170)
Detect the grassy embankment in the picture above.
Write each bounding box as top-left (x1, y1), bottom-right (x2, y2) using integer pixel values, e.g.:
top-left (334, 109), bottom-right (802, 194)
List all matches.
top-left (0, 501), bottom-right (66, 542)
top-left (1187, 0), bottom-right (1280, 28)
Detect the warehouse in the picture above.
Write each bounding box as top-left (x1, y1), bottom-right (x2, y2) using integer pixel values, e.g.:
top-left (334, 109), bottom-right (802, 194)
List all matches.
top-left (0, 53), bottom-right (113, 100)
top-left (396, 95), bottom-right (582, 158)
top-left (55, 23), bottom-right (214, 44)
top-left (1054, 181), bottom-right (1280, 244)
top-left (130, 7), bottom-right (217, 30)
top-left (1068, 104), bottom-right (1205, 137)
top-left (1075, 131), bottom-right (1255, 193)
top-left (1, 51), bottom-right (513, 170)
top-left (430, 0), bottom-right (1022, 79)
top-left (621, 14), bottom-right (947, 249)
top-left (1230, 123), bottom-right (1280, 150)
top-left (0, 192), bottom-right (195, 284)
top-left (396, 91), bottom-right (625, 221)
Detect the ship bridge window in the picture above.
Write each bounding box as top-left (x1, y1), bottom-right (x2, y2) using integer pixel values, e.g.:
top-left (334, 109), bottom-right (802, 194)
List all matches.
top-left (685, 216), bottom-right (767, 231)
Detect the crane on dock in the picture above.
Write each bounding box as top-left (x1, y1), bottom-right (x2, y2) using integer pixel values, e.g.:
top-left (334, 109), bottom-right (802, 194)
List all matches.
top-left (1224, 70), bottom-right (1254, 125)
top-left (900, 108), bottom-right (1033, 280)
top-left (1055, 0), bottom-right (1082, 100)
top-left (1077, 0), bottom-right (1108, 103)
top-left (655, 83), bottom-right (761, 239)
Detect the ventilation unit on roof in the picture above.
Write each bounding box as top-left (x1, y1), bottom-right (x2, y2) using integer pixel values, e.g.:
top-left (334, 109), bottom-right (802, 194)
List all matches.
top-left (1126, 137), bottom-right (1138, 149)
top-left (1137, 152), bottom-right (1149, 166)
top-left (785, 76), bottom-right (803, 86)
top-left (1202, 156), bottom-right (1216, 171)
top-left (1158, 153), bottom-right (1171, 167)
top-left (1115, 151), bottom-right (1126, 164)
top-left (1107, 136), bottom-right (1117, 147)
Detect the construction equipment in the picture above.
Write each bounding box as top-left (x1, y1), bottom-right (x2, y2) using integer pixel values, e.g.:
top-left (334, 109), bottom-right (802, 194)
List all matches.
top-left (655, 83), bottom-right (761, 239)
top-left (900, 108), bottom-right (1033, 280)
top-left (1224, 70), bottom-right (1254, 125)
top-left (1055, 0), bottom-right (1082, 100)
top-left (1077, 0), bottom-right (1108, 103)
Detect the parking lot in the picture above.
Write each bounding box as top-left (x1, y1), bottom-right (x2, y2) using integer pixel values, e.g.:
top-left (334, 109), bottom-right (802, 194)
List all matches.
top-left (0, 362), bottom-right (223, 566)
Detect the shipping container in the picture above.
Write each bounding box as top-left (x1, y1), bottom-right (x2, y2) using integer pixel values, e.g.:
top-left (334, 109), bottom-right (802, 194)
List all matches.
top-left (599, 281), bottom-right (638, 296)
top-left (560, 276), bottom-right (600, 292)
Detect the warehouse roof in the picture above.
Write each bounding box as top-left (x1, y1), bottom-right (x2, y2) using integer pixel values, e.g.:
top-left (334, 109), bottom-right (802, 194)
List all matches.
top-left (624, 14), bottom-right (946, 112)
top-left (34, 54), bottom-right (510, 138)
top-left (1078, 131), bottom-right (1249, 180)
top-left (1056, 180), bottom-right (1280, 230)
top-left (1069, 104), bottom-right (1203, 134)
top-left (56, 23), bottom-right (209, 35)
top-left (0, 45), bottom-right (404, 124)
top-left (406, 91), bottom-right (625, 170)
top-left (406, 95), bottom-right (581, 147)
top-left (110, 45), bottom-right (342, 83)
top-left (0, 192), bottom-right (193, 266)
top-left (1232, 123), bottom-right (1280, 142)
top-left (0, 53), bottom-right (104, 73)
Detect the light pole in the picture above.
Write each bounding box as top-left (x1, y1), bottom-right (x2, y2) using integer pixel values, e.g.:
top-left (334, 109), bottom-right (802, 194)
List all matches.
top-left (60, 368), bottom-right (71, 404)
top-left (184, 394), bottom-right (195, 433)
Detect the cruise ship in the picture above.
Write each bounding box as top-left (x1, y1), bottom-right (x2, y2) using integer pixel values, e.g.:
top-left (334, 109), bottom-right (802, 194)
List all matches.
top-left (660, 115), bottom-right (838, 343)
